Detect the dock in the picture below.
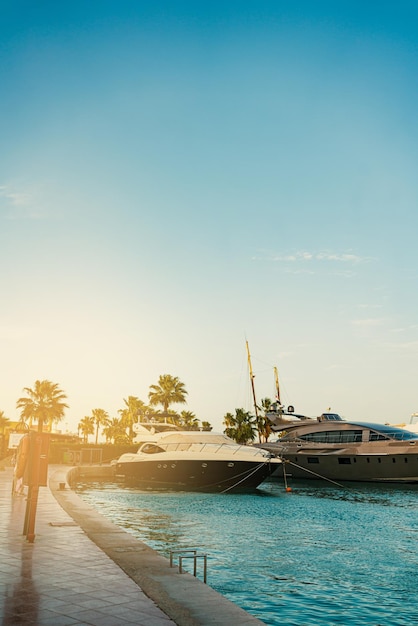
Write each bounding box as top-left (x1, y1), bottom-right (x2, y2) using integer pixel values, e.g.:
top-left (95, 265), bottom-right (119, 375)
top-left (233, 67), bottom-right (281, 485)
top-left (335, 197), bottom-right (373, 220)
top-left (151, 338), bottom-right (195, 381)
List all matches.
top-left (0, 463), bottom-right (265, 625)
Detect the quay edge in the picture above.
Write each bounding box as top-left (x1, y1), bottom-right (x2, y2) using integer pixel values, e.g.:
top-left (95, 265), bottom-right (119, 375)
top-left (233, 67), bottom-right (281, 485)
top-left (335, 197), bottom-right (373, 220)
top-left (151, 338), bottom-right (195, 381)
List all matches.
top-left (50, 465), bottom-right (266, 626)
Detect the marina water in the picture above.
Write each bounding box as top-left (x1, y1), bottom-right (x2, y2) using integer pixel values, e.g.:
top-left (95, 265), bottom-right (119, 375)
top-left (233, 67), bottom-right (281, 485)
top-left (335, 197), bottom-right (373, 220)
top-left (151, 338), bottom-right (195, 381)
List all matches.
top-left (75, 478), bottom-right (418, 626)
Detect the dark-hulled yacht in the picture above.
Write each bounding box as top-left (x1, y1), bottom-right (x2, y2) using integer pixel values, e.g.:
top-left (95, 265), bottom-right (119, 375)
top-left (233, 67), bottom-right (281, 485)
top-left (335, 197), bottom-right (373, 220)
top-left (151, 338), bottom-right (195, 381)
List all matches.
top-left (115, 429), bottom-right (281, 492)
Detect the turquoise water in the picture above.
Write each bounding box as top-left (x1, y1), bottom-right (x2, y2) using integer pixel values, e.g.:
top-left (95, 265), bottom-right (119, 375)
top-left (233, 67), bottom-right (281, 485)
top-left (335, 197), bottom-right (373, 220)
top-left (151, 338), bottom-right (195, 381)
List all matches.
top-left (75, 478), bottom-right (418, 626)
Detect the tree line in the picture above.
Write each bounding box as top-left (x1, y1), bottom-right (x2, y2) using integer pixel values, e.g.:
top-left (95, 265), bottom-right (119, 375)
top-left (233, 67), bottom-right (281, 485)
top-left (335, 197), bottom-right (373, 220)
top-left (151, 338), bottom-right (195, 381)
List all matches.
top-left (2, 375), bottom-right (212, 445)
top-left (0, 375), bottom-right (274, 446)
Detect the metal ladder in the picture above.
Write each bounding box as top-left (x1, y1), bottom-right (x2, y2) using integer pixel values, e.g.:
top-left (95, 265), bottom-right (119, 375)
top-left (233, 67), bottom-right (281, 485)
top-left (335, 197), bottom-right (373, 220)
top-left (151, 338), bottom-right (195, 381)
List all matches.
top-left (169, 549), bottom-right (208, 583)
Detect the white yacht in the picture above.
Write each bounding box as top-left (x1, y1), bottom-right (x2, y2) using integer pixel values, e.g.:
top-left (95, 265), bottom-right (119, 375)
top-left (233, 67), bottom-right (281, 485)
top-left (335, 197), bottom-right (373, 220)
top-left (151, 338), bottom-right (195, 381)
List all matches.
top-left (115, 429), bottom-right (280, 492)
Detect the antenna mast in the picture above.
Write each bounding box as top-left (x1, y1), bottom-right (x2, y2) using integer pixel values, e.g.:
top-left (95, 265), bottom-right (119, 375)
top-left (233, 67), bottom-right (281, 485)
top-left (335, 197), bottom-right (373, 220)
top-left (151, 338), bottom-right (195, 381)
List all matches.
top-left (246, 341), bottom-right (261, 442)
top-left (274, 366), bottom-right (281, 404)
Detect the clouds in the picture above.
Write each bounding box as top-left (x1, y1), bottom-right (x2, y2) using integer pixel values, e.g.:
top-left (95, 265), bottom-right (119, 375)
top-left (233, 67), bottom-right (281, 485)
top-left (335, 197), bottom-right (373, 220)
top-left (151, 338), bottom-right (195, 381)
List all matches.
top-left (387, 339), bottom-right (418, 352)
top-left (0, 183), bottom-right (48, 220)
top-left (253, 249), bottom-right (375, 277)
top-left (349, 318), bottom-right (418, 354)
top-left (271, 250), bottom-right (372, 264)
top-left (0, 184), bottom-right (29, 218)
top-left (0, 186), bottom-right (30, 208)
top-left (350, 318), bottom-right (385, 327)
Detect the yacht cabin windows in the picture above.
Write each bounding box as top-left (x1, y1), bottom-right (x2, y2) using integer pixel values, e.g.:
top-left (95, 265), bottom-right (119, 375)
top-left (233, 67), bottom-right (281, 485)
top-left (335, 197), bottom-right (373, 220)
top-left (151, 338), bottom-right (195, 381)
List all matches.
top-left (369, 432), bottom-right (389, 441)
top-left (295, 430), bottom-right (363, 444)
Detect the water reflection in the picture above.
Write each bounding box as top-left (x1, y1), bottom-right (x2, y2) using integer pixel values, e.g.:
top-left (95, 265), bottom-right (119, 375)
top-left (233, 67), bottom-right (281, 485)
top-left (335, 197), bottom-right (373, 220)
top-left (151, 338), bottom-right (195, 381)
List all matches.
top-left (0, 482), bottom-right (40, 626)
top-left (3, 545), bottom-right (39, 625)
top-left (2, 496), bottom-right (40, 625)
top-left (283, 478), bottom-right (418, 506)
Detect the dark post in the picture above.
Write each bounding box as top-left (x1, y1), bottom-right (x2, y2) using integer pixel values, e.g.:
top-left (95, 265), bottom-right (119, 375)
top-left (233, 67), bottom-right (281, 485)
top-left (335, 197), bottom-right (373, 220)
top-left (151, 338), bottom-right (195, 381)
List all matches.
top-left (22, 432), bottom-right (50, 542)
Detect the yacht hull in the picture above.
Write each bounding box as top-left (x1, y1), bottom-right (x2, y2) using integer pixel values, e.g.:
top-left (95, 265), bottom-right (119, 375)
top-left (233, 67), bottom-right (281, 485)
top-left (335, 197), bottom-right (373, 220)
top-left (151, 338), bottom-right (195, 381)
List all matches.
top-left (115, 458), bottom-right (275, 492)
top-left (259, 413), bottom-right (418, 483)
top-left (263, 447), bottom-right (418, 483)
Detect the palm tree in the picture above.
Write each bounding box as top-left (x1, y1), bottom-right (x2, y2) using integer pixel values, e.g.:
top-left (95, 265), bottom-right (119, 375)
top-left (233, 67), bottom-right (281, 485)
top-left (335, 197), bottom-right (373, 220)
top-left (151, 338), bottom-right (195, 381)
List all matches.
top-left (179, 410), bottom-right (200, 430)
top-left (0, 411), bottom-right (10, 431)
top-left (223, 412), bottom-right (235, 432)
top-left (103, 418), bottom-right (128, 444)
top-left (223, 408), bottom-right (257, 444)
top-left (201, 421), bottom-right (213, 432)
top-left (148, 374), bottom-right (188, 421)
top-left (151, 408), bottom-right (181, 425)
top-left (118, 396), bottom-right (148, 442)
top-left (78, 416), bottom-right (95, 443)
top-left (16, 380), bottom-right (69, 433)
top-left (258, 397), bottom-right (273, 442)
top-left (91, 408), bottom-right (109, 444)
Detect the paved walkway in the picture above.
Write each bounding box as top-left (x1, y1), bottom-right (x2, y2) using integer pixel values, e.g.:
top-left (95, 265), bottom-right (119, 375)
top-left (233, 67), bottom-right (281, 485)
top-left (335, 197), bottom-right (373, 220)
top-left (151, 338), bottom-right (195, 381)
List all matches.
top-left (0, 465), bottom-right (265, 626)
top-left (0, 465), bottom-right (176, 626)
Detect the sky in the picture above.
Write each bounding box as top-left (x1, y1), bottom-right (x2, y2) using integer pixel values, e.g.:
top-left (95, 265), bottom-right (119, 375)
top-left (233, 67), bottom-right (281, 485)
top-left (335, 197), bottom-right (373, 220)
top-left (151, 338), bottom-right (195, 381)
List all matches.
top-left (1, 1), bottom-right (418, 434)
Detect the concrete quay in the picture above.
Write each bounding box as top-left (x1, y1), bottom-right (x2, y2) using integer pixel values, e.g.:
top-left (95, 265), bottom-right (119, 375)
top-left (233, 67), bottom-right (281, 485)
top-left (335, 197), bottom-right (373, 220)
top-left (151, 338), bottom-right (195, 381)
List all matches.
top-left (0, 464), bottom-right (266, 625)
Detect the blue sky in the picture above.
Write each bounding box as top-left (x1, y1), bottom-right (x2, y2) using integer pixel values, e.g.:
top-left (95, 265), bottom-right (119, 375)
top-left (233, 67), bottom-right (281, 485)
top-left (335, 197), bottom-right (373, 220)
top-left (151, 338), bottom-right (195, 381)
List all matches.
top-left (1, 1), bottom-right (418, 433)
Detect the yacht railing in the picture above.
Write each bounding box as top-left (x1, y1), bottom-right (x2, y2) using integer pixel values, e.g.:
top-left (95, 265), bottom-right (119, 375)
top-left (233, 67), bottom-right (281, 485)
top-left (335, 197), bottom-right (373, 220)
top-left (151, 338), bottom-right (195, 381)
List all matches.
top-left (156, 442), bottom-right (270, 456)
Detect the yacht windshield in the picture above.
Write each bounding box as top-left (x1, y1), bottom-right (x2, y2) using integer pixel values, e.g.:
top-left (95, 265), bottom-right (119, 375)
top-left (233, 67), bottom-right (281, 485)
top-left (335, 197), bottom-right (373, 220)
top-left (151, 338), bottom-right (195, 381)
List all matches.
top-left (355, 422), bottom-right (418, 441)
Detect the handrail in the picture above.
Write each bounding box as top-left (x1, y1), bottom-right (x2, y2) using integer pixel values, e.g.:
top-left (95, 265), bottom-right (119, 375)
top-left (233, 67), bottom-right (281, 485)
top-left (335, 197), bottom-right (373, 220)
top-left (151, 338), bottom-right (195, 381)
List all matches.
top-left (150, 442), bottom-right (269, 456)
top-left (169, 549), bottom-right (208, 583)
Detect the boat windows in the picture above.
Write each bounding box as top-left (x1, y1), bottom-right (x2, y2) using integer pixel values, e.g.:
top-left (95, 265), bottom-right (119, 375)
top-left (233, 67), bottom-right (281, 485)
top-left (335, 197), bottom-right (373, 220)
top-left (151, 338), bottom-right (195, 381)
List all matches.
top-left (318, 413), bottom-right (343, 421)
top-left (141, 444), bottom-right (165, 454)
top-left (355, 423), bottom-right (418, 441)
top-left (369, 432), bottom-right (389, 441)
top-left (307, 457), bottom-right (319, 464)
top-left (298, 430), bottom-right (363, 444)
top-left (338, 458), bottom-right (351, 465)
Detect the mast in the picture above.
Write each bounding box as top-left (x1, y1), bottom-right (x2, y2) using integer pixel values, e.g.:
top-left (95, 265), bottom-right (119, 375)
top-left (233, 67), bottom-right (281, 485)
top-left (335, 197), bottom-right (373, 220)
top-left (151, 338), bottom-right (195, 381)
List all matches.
top-left (246, 341), bottom-right (261, 442)
top-left (274, 366), bottom-right (281, 404)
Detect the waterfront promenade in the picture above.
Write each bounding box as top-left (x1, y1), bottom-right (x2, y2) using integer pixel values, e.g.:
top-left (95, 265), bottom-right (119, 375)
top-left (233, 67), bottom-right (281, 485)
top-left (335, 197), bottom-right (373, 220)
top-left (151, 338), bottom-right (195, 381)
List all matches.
top-left (0, 464), bottom-right (265, 626)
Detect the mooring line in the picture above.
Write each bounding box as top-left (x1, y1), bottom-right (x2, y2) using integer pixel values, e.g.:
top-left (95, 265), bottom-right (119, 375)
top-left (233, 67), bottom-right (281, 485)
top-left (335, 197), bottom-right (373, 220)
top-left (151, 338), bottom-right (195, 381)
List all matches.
top-left (281, 457), bottom-right (347, 488)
